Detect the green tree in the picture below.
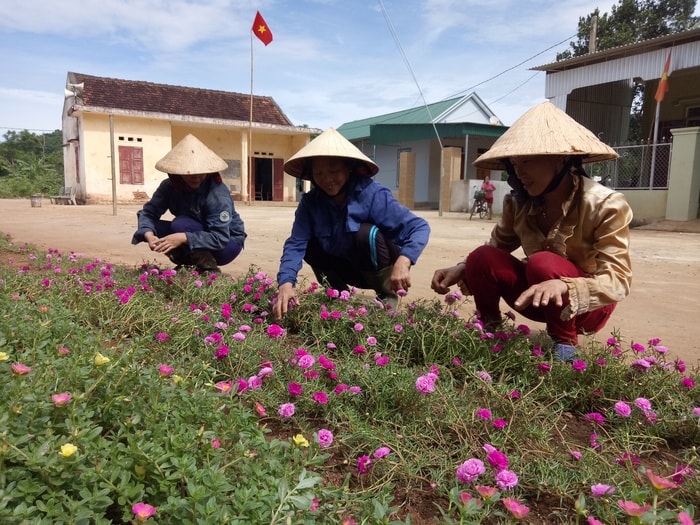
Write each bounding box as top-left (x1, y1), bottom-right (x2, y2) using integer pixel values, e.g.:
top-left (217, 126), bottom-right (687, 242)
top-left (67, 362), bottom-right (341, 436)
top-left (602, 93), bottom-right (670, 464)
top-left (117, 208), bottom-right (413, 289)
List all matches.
top-left (0, 129), bottom-right (63, 196)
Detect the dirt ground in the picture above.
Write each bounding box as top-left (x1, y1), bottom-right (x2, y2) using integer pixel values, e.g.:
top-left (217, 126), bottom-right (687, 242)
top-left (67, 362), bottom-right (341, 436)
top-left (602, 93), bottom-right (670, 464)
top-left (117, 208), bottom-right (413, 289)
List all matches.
top-left (1, 198), bottom-right (699, 366)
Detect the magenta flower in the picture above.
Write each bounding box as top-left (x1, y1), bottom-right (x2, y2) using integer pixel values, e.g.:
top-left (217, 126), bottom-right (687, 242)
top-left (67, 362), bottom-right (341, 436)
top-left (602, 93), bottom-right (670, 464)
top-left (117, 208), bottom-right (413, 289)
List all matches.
top-left (614, 401), bottom-right (631, 417)
top-left (477, 370), bottom-right (492, 383)
top-left (584, 412), bottom-right (606, 426)
top-left (502, 498), bottom-right (529, 520)
top-left (214, 345), bottom-right (230, 360)
top-left (493, 419), bottom-right (508, 429)
top-left (537, 362), bottom-right (552, 373)
top-left (211, 438), bottom-right (221, 449)
top-left (476, 408), bottom-right (492, 420)
top-left (158, 364), bottom-right (174, 377)
top-left (287, 382), bottom-right (303, 396)
top-left (616, 453), bottom-right (640, 467)
top-left (374, 446), bottom-right (391, 459)
top-left (374, 354), bottom-right (389, 366)
top-left (52, 392), bottom-right (72, 406)
top-left (352, 345), bottom-right (367, 355)
top-left (678, 512), bottom-right (695, 525)
top-left (156, 332), bottom-right (169, 342)
top-left (672, 465), bottom-right (694, 484)
top-left (353, 323), bottom-right (364, 332)
top-left (495, 469), bottom-right (518, 490)
top-left (357, 455), bottom-right (372, 474)
top-left (680, 377), bottom-right (696, 389)
top-left (298, 354), bottom-right (316, 369)
top-left (317, 429), bottom-right (334, 448)
top-left (278, 403), bottom-right (295, 418)
top-left (485, 448), bottom-right (509, 470)
top-left (266, 324), bottom-right (286, 338)
top-left (456, 458), bottom-right (486, 483)
top-left (132, 502), bottom-right (157, 521)
top-left (588, 517), bottom-right (604, 525)
top-left (572, 360), bottom-right (587, 371)
top-left (591, 483), bottom-right (616, 498)
top-left (311, 391), bottom-right (328, 404)
top-left (366, 336), bottom-right (377, 346)
top-left (570, 450), bottom-right (583, 461)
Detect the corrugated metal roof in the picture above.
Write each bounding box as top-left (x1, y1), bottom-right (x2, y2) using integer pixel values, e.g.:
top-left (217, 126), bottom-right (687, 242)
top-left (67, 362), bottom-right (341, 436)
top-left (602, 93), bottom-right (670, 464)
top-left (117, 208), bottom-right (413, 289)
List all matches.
top-left (337, 97), bottom-right (463, 141)
top-left (532, 27), bottom-right (700, 72)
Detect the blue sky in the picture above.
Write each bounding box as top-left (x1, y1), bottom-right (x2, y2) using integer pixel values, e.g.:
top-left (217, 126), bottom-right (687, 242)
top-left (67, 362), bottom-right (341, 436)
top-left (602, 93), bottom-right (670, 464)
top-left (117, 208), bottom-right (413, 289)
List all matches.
top-left (1, 0), bottom-right (697, 136)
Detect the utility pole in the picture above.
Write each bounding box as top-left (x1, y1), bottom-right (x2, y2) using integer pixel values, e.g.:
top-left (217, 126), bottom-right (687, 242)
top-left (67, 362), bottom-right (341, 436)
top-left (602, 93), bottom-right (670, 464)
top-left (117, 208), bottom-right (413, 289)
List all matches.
top-left (589, 15), bottom-right (598, 53)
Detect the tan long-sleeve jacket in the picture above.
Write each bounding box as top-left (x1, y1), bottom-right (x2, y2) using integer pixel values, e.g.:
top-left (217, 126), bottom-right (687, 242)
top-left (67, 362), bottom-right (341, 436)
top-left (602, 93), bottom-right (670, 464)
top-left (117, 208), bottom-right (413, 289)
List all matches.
top-left (489, 174), bottom-right (633, 321)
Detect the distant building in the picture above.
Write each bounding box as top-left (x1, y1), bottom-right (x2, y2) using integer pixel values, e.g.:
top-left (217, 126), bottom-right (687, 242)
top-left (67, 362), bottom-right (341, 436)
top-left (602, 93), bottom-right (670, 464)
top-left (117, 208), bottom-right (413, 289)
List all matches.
top-left (337, 92), bottom-right (507, 211)
top-left (61, 72), bottom-right (319, 204)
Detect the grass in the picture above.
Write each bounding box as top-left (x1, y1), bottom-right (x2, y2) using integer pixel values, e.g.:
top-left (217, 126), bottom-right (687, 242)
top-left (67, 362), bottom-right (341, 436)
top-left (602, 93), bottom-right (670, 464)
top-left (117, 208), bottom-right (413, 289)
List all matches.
top-left (0, 232), bottom-right (698, 524)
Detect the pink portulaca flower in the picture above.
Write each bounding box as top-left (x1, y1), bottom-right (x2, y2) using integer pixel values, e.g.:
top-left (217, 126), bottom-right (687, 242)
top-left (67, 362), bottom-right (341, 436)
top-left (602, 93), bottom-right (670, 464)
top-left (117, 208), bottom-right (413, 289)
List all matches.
top-left (591, 483), bottom-right (616, 498)
top-left (374, 446), bottom-right (391, 459)
top-left (502, 498), bottom-right (529, 520)
top-left (572, 360), bottom-right (587, 372)
top-left (617, 500), bottom-right (651, 517)
top-left (266, 324), bottom-right (286, 338)
top-left (485, 448), bottom-right (509, 471)
top-left (456, 458), bottom-right (486, 483)
top-left (287, 382), bottom-right (303, 397)
top-left (158, 364), bottom-right (174, 377)
top-left (317, 429), bottom-right (334, 448)
top-left (298, 354), bottom-right (316, 369)
top-left (680, 377), bottom-right (696, 389)
top-left (476, 408), bottom-right (492, 420)
top-left (11, 363), bottom-right (32, 375)
top-left (278, 403), bottom-right (295, 418)
top-left (52, 392), bottom-right (72, 406)
top-left (132, 502), bottom-right (157, 521)
top-left (495, 469), bottom-right (518, 490)
top-left (614, 401), bottom-right (631, 417)
top-left (415, 372), bottom-right (437, 395)
top-left (156, 332), bottom-right (169, 342)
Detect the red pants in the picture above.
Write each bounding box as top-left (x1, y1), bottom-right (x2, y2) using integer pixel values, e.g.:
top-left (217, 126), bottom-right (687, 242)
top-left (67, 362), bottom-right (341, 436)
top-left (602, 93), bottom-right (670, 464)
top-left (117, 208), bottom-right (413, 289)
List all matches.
top-left (464, 245), bottom-right (615, 344)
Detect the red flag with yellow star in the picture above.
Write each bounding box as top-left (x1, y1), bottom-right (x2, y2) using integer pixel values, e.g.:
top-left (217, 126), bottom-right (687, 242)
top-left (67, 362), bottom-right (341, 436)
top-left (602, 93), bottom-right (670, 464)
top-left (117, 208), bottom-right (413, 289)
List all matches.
top-left (252, 11), bottom-right (273, 46)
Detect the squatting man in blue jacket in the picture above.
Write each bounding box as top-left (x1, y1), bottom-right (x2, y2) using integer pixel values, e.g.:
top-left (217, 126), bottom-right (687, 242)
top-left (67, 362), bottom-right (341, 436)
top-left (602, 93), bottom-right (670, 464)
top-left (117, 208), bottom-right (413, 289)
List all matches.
top-left (132, 134), bottom-right (246, 274)
top-left (273, 127), bottom-right (431, 319)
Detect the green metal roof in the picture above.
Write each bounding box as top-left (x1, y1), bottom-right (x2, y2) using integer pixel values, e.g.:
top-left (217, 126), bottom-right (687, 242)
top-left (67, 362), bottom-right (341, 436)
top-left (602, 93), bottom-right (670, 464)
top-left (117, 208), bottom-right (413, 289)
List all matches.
top-left (369, 123), bottom-right (507, 145)
top-left (337, 96), bottom-right (464, 141)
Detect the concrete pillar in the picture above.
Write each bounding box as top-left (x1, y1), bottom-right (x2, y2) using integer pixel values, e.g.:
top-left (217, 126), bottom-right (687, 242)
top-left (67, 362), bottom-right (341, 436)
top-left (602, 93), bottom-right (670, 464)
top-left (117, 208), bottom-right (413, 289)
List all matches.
top-left (398, 151), bottom-right (416, 209)
top-left (666, 127), bottom-right (700, 220)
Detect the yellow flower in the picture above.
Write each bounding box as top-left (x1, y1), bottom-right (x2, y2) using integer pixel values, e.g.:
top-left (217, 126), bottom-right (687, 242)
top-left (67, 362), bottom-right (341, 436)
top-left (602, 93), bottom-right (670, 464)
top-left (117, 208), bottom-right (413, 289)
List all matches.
top-left (293, 434), bottom-right (309, 448)
top-left (59, 443), bottom-right (78, 457)
top-left (94, 352), bottom-right (110, 366)
top-left (172, 374), bottom-right (183, 385)
top-left (0, 351), bottom-right (8, 361)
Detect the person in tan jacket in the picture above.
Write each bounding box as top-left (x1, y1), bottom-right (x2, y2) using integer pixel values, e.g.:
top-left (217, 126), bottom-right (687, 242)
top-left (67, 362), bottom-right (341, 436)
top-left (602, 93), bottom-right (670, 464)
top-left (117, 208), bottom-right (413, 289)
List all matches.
top-left (431, 102), bottom-right (632, 361)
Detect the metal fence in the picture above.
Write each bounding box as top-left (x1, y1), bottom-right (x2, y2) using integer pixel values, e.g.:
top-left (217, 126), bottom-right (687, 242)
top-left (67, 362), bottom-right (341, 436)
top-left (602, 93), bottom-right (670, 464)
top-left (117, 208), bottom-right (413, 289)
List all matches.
top-left (588, 142), bottom-right (672, 190)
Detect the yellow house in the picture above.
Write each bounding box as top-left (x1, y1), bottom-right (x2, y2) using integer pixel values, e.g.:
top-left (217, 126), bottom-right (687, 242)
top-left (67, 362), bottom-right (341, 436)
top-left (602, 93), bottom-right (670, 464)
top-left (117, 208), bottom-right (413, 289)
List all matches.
top-left (61, 72), bottom-right (320, 204)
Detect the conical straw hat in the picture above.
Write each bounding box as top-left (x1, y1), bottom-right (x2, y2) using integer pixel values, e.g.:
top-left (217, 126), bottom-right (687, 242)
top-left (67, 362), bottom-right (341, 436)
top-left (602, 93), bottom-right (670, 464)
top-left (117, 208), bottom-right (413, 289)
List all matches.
top-left (155, 134), bottom-right (228, 175)
top-left (284, 127), bottom-right (379, 179)
top-left (473, 102), bottom-right (618, 170)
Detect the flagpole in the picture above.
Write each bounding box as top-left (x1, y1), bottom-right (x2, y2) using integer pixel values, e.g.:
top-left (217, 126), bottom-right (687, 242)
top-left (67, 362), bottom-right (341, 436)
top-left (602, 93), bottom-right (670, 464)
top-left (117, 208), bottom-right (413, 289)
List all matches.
top-left (650, 100), bottom-right (661, 190)
top-left (248, 30), bottom-right (254, 205)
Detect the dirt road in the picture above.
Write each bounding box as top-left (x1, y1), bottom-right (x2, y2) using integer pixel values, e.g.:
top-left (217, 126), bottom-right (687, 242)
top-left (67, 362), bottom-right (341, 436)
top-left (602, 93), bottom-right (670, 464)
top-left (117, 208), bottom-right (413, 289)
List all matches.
top-left (2, 198), bottom-right (699, 365)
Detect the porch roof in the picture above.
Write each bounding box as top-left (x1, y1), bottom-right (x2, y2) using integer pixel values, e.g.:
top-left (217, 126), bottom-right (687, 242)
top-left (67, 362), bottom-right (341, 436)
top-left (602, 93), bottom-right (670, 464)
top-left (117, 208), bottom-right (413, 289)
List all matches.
top-left (368, 122), bottom-right (507, 145)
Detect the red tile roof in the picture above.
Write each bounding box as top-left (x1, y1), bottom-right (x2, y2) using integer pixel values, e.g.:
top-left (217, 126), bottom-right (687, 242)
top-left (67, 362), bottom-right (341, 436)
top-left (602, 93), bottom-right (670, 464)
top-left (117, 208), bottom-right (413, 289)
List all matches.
top-left (68, 72), bottom-right (293, 126)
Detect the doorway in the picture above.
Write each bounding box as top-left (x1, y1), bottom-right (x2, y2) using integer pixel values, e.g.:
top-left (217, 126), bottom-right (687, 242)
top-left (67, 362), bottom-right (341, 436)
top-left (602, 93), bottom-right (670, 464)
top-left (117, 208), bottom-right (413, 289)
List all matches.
top-left (253, 158), bottom-right (273, 201)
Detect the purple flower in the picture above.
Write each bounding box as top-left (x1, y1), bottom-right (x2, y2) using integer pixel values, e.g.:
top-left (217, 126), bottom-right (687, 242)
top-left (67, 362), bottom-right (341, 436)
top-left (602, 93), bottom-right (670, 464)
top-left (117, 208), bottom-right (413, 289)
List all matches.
top-left (297, 354), bottom-right (316, 369)
top-left (374, 446), bottom-right (391, 459)
top-left (456, 458), bottom-right (486, 483)
top-left (493, 419), bottom-right (508, 429)
top-left (415, 373), bottom-right (437, 395)
top-left (266, 324), bottom-right (286, 338)
top-left (584, 412), bottom-right (606, 426)
top-left (614, 401), bottom-right (632, 417)
top-left (278, 403), bottom-right (295, 418)
top-left (495, 469), bottom-right (519, 490)
top-left (680, 377), bottom-right (696, 389)
top-left (357, 455), bottom-right (372, 474)
top-left (591, 484), bottom-right (616, 498)
top-left (317, 429), bottom-right (334, 448)
top-left (634, 397), bottom-right (652, 412)
top-left (477, 371), bottom-right (492, 383)
top-left (312, 391), bottom-right (328, 404)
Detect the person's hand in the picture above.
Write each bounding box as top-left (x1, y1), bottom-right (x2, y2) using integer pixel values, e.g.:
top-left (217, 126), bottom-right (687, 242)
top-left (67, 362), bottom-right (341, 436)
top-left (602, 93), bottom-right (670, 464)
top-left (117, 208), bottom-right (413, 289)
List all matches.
top-left (274, 282), bottom-right (298, 319)
top-left (144, 231), bottom-right (160, 252)
top-left (150, 233), bottom-right (188, 254)
top-left (514, 279), bottom-right (568, 310)
top-left (430, 263), bottom-right (465, 295)
top-left (389, 255), bottom-right (412, 292)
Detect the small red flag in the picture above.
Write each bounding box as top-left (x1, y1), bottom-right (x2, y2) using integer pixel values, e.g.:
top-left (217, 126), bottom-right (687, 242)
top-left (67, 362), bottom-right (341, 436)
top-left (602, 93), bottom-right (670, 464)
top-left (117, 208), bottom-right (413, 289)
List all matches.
top-left (252, 11), bottom-right (273, 46)
top-left (654, 50), bottom-right (671, 103)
